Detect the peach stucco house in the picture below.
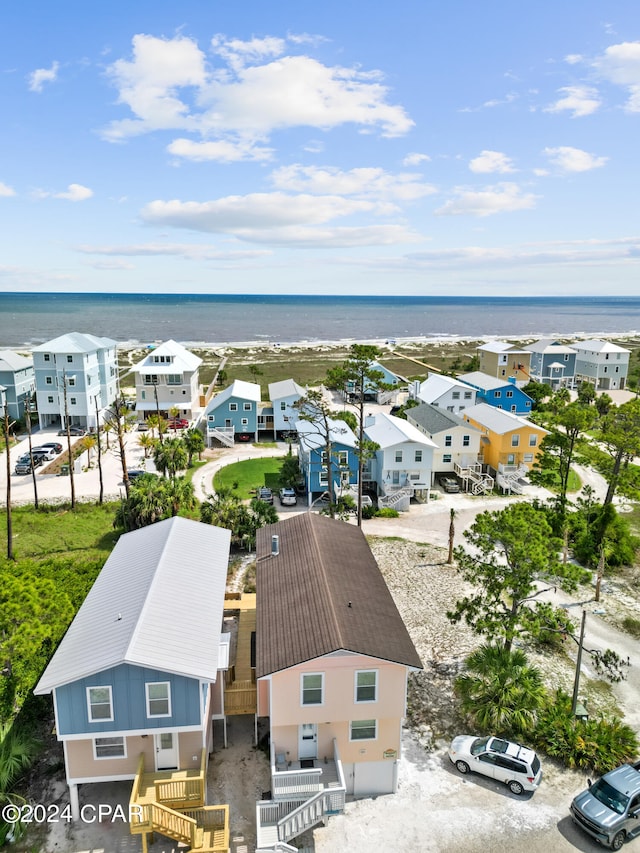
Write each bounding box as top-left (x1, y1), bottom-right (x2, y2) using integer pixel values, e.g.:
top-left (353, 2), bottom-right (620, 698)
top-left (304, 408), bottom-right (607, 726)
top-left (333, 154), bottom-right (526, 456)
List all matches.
top-left (253, 514), bottom-right (422, 847)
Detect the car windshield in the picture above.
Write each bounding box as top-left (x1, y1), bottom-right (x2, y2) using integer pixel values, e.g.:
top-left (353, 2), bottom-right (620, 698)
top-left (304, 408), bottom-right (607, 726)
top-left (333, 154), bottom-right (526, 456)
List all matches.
top-left (470, 737), bottom-right (491, 756)
top-left (590, 779), bottom-right (630, 815)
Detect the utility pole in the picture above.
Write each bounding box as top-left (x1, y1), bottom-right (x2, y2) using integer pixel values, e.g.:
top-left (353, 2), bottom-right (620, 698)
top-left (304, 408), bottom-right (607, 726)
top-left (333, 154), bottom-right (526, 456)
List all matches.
top-left (571, 609), bottom-right (587, 717)
top-left (61, 368), bottom-right (76, 509)
top-left (95, 396), bottom-right (104, 505)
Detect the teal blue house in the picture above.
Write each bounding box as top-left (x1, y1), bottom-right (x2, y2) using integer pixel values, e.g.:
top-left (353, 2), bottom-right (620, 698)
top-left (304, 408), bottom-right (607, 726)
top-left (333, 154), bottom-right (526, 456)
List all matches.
top-left (205, 379), bottom-right (261, 446)
top-left (296, 417), bottom-right (358, 505)
top-left (458, 371), bottom-right (534, 416)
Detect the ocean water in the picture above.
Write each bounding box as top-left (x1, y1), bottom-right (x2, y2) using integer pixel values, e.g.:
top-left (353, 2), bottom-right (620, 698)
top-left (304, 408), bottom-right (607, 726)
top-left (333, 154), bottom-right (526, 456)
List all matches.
top-left (1, 293), bottom-right (640, 349)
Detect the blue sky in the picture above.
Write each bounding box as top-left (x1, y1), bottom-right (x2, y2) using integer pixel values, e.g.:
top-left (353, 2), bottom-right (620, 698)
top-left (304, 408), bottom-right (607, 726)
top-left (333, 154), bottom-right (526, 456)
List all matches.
top-left (1, 1), bottom-right (639, 296)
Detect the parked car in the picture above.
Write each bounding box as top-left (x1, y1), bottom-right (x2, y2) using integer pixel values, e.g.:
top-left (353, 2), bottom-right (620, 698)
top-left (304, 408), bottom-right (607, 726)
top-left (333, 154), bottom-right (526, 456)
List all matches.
top-left (40, 442), bottom-right (63, 454)
top-left (31, 446), bottom-right (56, 461)
top-left (57, 426), bottom-right (86, 436)
top-left (439, 475), bottom-right (460, 493)
top-left (137, 422), bottom-right (149, 432)
top-left (237, 433), bottom-right (252, 442)
top-left (278, 487), bottom-right (297, 506)
top-left (168, 418), bottom-right (189, 429)
top-left (257, 487), bottom-right (274, 504)
top-left (124, 469), bottom-right (155, 482)
top-left (14, 454), bottom-right (44, 475)
top-left (571, 760), bottom-right (640, 850)
top-left (448, 735), bottom-right (542, 795)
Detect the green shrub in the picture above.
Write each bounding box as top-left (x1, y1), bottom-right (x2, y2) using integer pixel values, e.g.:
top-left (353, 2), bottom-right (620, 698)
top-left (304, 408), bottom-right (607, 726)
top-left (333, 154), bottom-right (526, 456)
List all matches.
top-left (375, 507), bottom-right (399, 518)
top-left (361, 504), bottom-right (377, 520)
top-left (622, 616), bottom-right (640, 639)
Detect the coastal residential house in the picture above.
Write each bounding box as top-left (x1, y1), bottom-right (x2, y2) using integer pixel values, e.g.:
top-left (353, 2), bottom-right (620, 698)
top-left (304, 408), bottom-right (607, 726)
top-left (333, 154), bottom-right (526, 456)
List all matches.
top-left (458, 372), bottom-right (534, 416)
top-left (131, 340), bottom-right (202, 424)
top-left (255, 514), bottom-right (422, 847)
top-left (476, 341), bottom-right (532, 386)
top-left (295, 416), bottom-right (358, 505)
top-left (411, 373), bottom-right (476, 414)
top-left (0, 350), bottom-right (34, 420)
top-left (268, 378), bottom-right (305, 439)
top-left (406, 403), bottom-right (489, 492)
top-left (204, 379), bottom-right (261, 447)
top-left (343, 360), bottom-right (404, 404)
top-left (34, 516), bottom-right (231, 842)
top-left (462, 403), bottom-right (548, 493)
top-left (523, 339), bottom-right (577, 389)
top-left (572, 339), bottom-right (630, 390)
top-left (32, 332), bottom-right (118, 431)
top-left (362, 412), bottom-right (436, 509)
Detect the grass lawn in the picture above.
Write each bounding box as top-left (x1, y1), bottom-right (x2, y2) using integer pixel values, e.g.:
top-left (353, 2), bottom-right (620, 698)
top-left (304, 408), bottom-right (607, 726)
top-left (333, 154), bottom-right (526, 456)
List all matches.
top-left (213, 456), bottom-right (284, 498)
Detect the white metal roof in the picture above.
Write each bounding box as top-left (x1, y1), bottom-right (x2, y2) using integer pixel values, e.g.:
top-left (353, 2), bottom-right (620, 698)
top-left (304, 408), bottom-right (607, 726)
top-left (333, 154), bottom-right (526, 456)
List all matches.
top-left (364, 412), bottom-right (437, 449)
top-left (0, 350), bottom-right (33, 371)
top-left (417, 373), bottom-right (475, 403)
top-left (269, 378), bottom-right (305, 400)
top-left (35, 517), bottom-right (231, 694)
top-left (477, 341), bottom-right (529, 354)
top-left (463, 403), bottom-right (548, 435)
top-left (459, 371), bottom-right (516, 391)
top-left (523, 339), bottom-right (576, 355)
top-left (206, 379), bottom-right (261, 413)
top-left (296, 416), bottom-right (357, 450)
top-left (571, 339), bottom-right (631, 354)
top-left (32, 332), bottom-right (117, 354)
top-left (132, 340), bottom-right (202, 373)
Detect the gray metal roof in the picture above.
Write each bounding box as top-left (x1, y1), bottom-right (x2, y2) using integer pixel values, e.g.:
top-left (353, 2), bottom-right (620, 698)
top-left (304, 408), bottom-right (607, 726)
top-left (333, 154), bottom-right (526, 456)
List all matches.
top-left (458, 371), bottom-right (514, 391)
top-left (269, 378), bottom-right (305, 400)
top-left (0, 350), bottom-right (33, 371)
top-left (32, 332), bottom-right (117, 354)
top-left (407, 403), bottom-right (473, 435)
top-left (35, 517), bottom-right (231, 693)
top-left (463, 403), bottom-right (548, 435)
top-left (132, 339), bottom-right (202, 373)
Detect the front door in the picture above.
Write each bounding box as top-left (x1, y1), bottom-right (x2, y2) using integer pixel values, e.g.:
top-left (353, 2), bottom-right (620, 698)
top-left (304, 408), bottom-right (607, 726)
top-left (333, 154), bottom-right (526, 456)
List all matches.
top-left (155, 732), bottom-right (178, 770)
top-left (298, 724), bottom-right (317, 760)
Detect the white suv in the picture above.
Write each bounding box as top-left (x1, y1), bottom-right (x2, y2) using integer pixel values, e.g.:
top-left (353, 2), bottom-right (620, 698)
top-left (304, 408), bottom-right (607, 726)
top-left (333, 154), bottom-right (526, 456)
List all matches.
top-left (448, 735), bottom-right (542, 795)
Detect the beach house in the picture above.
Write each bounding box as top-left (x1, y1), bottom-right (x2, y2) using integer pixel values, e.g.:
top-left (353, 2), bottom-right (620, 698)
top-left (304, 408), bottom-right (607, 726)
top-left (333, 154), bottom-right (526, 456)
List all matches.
top-left (204, 379), bottom-right (261, 446)
top-left (0, 350), bottom-right (34, 420)
top-left (34, 517), bottom-right (231, 850)
top-left (255, 513), bottom-right (422, 848)
top-left (411, 373), bottom-right (477, 414)
top-left (476, 341), bottom-right (532, 386)
top-left (572, 339), bottom-right (631, 390)
top-left (524, 339), bottom-right (577, 389)
top-left (132, 340), bottom-right (202, 424)
top-left (268, 378), bottom-right (305, 439)
top-left (362, 412), bottom-right (436, 509)
top-left (295, 416), bottom-right (358, 505)
top-left (458, 371), bottom-right (534, 416)
top-left (32, 332), bottom-right (118, 431)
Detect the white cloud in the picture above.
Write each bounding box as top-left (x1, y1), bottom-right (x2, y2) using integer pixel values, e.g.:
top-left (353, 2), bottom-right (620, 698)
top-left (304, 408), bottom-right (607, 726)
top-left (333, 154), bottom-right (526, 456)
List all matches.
top-left (543, 146), bottom-right (608, 172)
top-left (0, 182), bottom-right (16, 197)
top-left (55, 183), bottom-right (94, 202)
top-left (101, 33), bottom-right (413, 143)
top-left (221, 224), bottom-right (421, 248)
top-left (168, 137), bottom-right (273, 162)
top-left (565, 54), bottom-right (583, 65)
top-left (269, 164), bottom-right (436, 201)
top-left (544, 85), bottom-right (601, 117)
top-left (436, 183), bottom-right (537, 217)
top-left (403, 152), bottom-right (431, 166)
top-left (469, 150), bottom-right (516, 174)
top-left (28, 61), bottom-right (59, 93)
top-left (76, 242), bottom-right (271, 260)
top-left (593, 41), bottom-right (640, 112)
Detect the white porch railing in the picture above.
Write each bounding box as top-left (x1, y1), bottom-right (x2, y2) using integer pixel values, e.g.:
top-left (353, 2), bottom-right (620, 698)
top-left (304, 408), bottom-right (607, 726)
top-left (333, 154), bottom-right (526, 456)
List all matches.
top-left (207, 425), bottom-right (234, 447)
top-left (378, 488), bottom-right (411, 511)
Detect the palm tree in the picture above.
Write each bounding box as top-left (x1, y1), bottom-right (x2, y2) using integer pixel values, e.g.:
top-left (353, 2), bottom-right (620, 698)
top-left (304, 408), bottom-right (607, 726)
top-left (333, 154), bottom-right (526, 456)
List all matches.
top-left (183, 427), bottom-right (204, 466)
top-left (138, 432), bottom-right (157, 459)
top-left (455, 644), bottom-right (546, 736)
top-left (153, 437), bottom-right (188, 479)
top-left (0, 721), bottom-right (38, 844)
top-left (102, 420), bottom-right (113, 449)
top-left (82, 433), bottom-right (98, 467)
top-left (114, 475), bottom-right (170, 530)
top-left (164, 477), bottom-right (197, 517)
top-left (447, 507), bottom-right (456, 565)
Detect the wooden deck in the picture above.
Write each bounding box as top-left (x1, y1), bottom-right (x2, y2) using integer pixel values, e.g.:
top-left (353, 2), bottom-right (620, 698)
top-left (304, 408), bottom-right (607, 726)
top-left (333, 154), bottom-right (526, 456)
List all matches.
top-left (130, 752), bottom-right (229, 852)
top-left (224, 593), bottom-right (257, 715)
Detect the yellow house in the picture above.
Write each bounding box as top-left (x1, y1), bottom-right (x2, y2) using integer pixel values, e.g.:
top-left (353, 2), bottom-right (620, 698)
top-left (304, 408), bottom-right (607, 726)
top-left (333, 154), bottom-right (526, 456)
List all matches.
top-left (462, 403), bottom-right (548, 472)
top-left (477, 341), bottom-right (532, 385)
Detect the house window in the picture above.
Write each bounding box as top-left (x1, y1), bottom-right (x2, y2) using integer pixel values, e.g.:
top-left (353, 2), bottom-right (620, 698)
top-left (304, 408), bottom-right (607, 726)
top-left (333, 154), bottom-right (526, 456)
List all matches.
top-left (47, 396), bottom-right (53, 403)
top-left (529, 434), bottom-right (537, 447)
top-left (444, 435), bottom-right (452, 447)
top-left (146, 682), bottom-right (171, 717)
top-left (167, 374), bottom-right (181, 385)
top-left (338, 451), bottom-right (348, 466)
top-left (44, 353), bottom-right (50, 362)
top-left (494, 391), bottom-right (501, 398)
top-left (524, 453), bottom-right (534, 463)
top-left (87, 686), bottom-right (113, 722)
top-left (350, 719), bottom-right (377, 740)
top-left (443, 454), bottom-right (452, 463)
top-left (499, 354), bottom-right (507, 364)
top-left (241, 418), bottom-right (248, 426)
top-left (46, 376), bottom-right (52, 385)
top-left (301, 673), bottom-right (323, 705)
top-left (67, 355), bottom-right (73, 363)
top-left (355, 670), bottom-right (377, 703)
top-left (452, 391), bottom-right (460, 400)
top-left (143, 375), bottom-right (159, 385)
top-left (319, 466), bottom-right (328, 485)
top-left (243, 402), bottom-right (252, 411)
top-left (208, 414), bottom-right (215, 423)
top-left (414, 450), bottom-right (422, 462)
top-left (464, 391), bottom-right (472, 399)
top-left (94, 737), bottom-right (126, 759)
top-left (462, 435), bottom-right (470, 447)
top-left (229, 402), bottom-right (238, 411)
top-left (70, 397), bottom-right (77, 406)
top-left (507, 453), bottom-right (516, 464)
top-left (564, 354), bottom-right (569, 361)
top-left (395, 450), bottom-right (403, 462)
top-left (506, 390), bottom-right (513, 398)
top-left (500, 369), bottom-right (506, 376)
top-left (280, 402), bottom-right (286, 411)
top-left (511, 435), bottom-right (520, 447)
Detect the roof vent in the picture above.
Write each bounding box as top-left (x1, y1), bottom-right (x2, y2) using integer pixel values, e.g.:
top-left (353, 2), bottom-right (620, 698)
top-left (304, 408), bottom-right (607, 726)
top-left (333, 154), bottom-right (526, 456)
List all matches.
top-left (271, 534), bottom-right (280, 556)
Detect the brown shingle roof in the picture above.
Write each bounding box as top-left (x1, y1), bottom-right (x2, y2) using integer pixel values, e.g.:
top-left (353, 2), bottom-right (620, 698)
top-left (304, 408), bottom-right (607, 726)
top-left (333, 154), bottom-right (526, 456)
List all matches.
top-left (256, 514), bottom-right (422, 677)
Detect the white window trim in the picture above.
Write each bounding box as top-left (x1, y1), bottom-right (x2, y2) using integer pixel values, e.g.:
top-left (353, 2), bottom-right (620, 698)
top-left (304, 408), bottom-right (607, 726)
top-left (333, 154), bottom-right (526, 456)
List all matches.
top-left (301, 672), bottom-right (324, 707)
top-left (93, 736), bottom-right (127, 760)
top-left (349, 719), bottom-right (377, 741)
top-left (243, 402), bottom-right (252, 411)
top-left (145, 682), bottom-right (172, 718)
top-left (354, 670), bottom-right (378, 703)
top-left (86, 685), bottom-right (114, 723)
top-left (229, 402), bottom-right (238, 412)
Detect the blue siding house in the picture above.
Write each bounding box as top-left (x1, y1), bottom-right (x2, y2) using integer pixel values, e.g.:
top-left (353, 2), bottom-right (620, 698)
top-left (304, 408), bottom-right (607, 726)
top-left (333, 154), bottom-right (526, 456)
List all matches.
top-left (204, 379), bottom-right (261, 446)
top-left (344, 360), bottom-right (404, 403)
top-left (268, 378), bottom-right (305, 438)
top-left (296, 416), bottom-right (358, 505)
top-left (524, 340), bottom-right (577, 389)
top-left (34, 517), bottom-right (231, 820)
top-left (0, 351), bottom-right (34, 420)
top-left (458, 371), bottom-right (534, 416)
